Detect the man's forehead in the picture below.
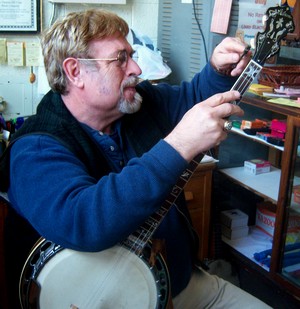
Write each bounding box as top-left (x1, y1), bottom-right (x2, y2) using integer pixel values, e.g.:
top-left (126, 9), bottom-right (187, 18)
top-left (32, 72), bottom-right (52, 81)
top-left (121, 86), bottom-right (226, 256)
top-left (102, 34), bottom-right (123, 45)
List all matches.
top-left (89, 36), bottom-right (131, 52)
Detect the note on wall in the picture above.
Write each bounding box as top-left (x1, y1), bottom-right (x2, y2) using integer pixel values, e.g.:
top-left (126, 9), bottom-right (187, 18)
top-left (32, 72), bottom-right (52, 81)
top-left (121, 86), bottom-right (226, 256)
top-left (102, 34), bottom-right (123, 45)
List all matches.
top-left (0, 39), bottom-right (6, 64)
top-left (237, 0), bottom-right (280, 44)
top-left (7, 41), bottom-right (24, 66)
top-left (210, 0), bottom-right (233, 34)
top-left (25, 42), bottom-right (42, 66)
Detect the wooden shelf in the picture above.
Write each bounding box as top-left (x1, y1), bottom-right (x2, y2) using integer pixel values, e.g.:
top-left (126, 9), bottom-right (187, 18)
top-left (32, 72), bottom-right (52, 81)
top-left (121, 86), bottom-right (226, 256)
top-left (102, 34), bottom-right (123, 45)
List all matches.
top-left (222, 226), bottom-right (272, 272)
top-left (231, 127), bottom-right (284, 152)
top-left (219, 166), bottom-right (281, 203)
top-left (241, 93), bottom-right (300, 117)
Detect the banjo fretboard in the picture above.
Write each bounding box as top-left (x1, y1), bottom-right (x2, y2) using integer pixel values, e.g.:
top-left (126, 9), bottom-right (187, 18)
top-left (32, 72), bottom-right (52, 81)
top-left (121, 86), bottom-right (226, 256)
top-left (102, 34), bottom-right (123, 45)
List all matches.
top-left (121, 153), bottom-right (203, 254)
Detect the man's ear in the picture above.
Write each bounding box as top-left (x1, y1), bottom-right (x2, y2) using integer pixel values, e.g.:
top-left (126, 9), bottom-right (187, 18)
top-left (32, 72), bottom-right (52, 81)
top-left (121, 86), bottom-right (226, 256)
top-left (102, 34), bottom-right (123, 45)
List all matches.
top-left (63, 58), bottom-right (83, 88)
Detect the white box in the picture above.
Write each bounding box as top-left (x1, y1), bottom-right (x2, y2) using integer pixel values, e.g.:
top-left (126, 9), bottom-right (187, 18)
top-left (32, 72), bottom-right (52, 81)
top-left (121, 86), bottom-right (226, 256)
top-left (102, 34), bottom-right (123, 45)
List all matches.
top-left (220, 209), bottom-right (248, 229)
top-left (222, 225), bottom-right (249, 240)
top-left (244, 159), bottom-right (271, 175)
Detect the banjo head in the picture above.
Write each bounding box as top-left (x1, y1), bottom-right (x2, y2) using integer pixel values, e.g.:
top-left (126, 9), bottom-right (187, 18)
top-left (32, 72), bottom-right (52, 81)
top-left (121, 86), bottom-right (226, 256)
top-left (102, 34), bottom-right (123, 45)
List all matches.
top-left (19, 239), bottom-right (170, 309)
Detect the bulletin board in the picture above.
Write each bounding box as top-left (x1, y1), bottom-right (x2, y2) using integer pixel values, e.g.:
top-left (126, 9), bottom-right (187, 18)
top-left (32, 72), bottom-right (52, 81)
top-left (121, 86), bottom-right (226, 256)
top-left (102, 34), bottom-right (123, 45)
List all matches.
top-left (0, 0), bottom-right (41, 34)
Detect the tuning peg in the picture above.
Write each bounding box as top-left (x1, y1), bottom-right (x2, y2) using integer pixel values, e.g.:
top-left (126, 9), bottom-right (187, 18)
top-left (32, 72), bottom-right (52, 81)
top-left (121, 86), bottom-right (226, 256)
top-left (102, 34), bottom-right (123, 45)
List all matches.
top-left (262, 14), bottom-right (268, 27)
top-left (250, 38), bottom-right (255, 50)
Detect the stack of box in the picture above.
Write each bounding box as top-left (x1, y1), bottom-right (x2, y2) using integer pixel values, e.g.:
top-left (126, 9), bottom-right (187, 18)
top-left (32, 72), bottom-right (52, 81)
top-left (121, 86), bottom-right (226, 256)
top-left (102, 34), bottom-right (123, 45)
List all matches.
top-left (221, 209), bottom-right (249, 240)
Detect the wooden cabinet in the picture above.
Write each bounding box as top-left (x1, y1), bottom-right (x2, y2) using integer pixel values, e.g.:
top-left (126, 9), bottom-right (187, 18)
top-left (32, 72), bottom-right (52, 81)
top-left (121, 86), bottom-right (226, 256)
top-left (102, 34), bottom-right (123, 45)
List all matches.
top-left (185, 160), bottom-right (216, 261)
top-left (218, 93), bottom-right (300, 302)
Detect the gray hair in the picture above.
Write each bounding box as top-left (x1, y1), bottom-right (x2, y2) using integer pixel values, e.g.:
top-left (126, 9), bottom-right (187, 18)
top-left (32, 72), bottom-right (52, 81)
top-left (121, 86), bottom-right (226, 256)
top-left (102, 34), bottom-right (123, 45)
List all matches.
top-left (41, 9), bottom-right (129, 94)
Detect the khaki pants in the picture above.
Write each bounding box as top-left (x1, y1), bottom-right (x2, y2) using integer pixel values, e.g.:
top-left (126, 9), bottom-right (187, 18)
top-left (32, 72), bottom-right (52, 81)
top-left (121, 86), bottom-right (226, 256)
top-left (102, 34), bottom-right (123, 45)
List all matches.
top-left (172, 267), bottom-right (272, 309)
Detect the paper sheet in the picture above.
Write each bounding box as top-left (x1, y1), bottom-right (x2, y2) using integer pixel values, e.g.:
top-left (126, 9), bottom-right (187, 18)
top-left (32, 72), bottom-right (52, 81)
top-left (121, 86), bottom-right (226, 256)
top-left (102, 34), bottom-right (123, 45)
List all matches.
top-left (25, 42), bottom-right (42, 66)
top-left (268, 97), bottom-right (300, 108)
top-left (210, 0), bottom-right (233, 34)
top-left (0, 39), bottom-right (6, 64)
top-left (7, 41), bottom-right (24, 66)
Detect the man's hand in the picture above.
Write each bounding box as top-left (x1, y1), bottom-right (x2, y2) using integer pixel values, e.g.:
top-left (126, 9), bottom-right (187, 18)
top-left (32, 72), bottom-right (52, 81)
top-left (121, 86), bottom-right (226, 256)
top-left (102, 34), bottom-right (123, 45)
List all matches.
top-left (164, 90), bottom-right (243, 162)
top-left (210, 37), bottom-right (252, 77)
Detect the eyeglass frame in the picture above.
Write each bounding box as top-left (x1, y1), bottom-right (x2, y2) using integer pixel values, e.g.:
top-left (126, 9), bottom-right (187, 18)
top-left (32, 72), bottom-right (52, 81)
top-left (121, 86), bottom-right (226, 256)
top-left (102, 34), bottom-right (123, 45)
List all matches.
top-left (77, 50), bottom-right (138, 68)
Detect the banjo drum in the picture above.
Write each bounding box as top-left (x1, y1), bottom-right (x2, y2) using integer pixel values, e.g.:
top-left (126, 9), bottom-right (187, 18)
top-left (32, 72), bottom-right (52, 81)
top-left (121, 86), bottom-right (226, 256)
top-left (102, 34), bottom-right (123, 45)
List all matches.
top-left (19, 238), bottom-right (170, 309)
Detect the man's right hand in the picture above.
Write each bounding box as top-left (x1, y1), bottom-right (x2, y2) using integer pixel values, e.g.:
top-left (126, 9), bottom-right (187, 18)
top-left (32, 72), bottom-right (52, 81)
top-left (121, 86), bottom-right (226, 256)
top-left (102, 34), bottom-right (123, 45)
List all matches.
top-left (164, 90), bottom-right (243, 162)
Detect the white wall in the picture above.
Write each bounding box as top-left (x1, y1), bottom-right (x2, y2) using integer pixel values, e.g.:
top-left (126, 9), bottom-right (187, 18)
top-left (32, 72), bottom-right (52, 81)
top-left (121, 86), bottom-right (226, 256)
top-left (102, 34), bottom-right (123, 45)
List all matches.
top-left (0, 0), bottom-right (159, 120)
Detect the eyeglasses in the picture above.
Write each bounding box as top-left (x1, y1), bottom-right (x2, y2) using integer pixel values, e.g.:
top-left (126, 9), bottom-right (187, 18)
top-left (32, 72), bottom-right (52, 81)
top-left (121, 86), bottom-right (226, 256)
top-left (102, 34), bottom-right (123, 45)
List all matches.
top-left (77, 50), bottom-right (138, 68)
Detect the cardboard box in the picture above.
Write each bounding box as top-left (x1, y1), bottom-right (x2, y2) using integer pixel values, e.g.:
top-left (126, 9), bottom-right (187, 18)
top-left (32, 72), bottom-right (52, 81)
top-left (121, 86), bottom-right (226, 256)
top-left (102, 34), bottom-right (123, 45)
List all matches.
top-left (256, 202), bottom-right (300, 239)
top-left (221, 209), bottom-right (248, 229)
top-left (222, 225), bottom-right (249, 240)
top-left (244, 159), bottom-right (271, 175)
top-left (256, 202), bottom-right (276, 237)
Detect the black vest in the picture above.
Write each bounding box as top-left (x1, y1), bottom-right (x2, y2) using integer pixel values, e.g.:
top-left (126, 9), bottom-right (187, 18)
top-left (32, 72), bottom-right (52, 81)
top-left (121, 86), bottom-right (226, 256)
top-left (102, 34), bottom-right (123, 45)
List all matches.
top-left (0, 85), bottom-right (172, 192)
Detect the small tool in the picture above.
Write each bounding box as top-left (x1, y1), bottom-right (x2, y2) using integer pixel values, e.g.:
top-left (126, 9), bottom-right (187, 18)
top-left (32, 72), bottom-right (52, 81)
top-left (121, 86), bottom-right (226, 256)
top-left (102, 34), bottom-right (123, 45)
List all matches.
top-left (239, 45), bottom-right (251, 62)
top-left (232, 44), bottom-right (251, 69)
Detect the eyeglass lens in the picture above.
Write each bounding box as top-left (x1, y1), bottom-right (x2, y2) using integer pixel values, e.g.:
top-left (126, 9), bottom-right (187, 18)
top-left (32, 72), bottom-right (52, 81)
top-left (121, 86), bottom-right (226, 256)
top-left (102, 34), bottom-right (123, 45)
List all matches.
top-left (118, 50), bottom-right (138, 66)
top-left (118, 50), bottom-right (127, 66)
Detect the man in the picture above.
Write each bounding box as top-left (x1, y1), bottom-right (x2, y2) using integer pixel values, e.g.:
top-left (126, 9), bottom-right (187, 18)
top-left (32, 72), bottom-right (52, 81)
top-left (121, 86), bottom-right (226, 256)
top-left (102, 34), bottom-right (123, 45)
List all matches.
top-left (0, 9), bottom-right (271, 309)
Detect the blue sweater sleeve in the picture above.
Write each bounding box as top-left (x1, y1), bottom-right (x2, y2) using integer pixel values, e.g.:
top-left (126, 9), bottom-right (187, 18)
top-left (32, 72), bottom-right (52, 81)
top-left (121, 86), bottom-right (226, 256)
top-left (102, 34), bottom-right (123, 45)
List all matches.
top-left (8, 135), bottom-right (188, 251)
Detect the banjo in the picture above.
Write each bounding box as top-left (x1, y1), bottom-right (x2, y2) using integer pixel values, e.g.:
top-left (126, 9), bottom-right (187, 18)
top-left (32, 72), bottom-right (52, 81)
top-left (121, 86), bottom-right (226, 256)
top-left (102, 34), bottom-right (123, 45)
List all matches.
top-left (19, 6), bottom-right (294, 309)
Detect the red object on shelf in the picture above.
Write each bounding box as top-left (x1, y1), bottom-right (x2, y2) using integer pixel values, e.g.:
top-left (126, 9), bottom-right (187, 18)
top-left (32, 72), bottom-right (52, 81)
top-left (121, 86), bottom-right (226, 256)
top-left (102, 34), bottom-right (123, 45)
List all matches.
top-left (271, 119), bottom-right (287, 139)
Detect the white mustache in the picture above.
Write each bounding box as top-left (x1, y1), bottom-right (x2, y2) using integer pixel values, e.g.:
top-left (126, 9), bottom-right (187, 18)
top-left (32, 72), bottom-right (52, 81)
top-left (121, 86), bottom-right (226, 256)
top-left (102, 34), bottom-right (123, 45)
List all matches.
top-left (121, 76), bottom-right (139, 93)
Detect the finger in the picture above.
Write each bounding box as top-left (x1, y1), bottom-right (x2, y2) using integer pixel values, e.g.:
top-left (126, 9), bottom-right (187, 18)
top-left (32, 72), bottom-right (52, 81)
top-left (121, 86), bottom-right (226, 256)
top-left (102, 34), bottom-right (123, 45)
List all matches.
top-left (219, 126), bottom-right (230, 142)
top-left (205, 90), bottom-right (241, 108)
top-left (216, 102), bottom-right (244, 119)
top-left (222, 119), bottom-right (233, 132)
top-left (230, 52), bottom-right (252, 76)
top-left (223, 37), bottom-right (249, 53)
top-left (211, 52), bottom-right (240, 70)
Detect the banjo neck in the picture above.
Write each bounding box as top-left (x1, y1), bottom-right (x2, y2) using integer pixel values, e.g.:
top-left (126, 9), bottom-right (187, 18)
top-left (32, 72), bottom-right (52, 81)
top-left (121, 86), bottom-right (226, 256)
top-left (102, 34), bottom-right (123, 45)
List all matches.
top-left (230, 59), bottom-right (262, 103)
top-left (121, 153), bottom-right (204, 255)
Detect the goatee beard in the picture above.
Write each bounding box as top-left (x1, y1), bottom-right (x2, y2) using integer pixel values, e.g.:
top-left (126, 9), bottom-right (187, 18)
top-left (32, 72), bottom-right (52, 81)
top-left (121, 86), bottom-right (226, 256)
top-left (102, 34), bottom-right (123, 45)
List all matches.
top-left (119, 76), bottom-right (143, 114)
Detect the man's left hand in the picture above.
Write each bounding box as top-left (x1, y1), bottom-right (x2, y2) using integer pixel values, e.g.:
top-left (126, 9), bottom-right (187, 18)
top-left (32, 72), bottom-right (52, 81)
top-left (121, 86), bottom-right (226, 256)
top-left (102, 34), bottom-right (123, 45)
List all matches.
top-left (210, 37), bottom-right (252, 77)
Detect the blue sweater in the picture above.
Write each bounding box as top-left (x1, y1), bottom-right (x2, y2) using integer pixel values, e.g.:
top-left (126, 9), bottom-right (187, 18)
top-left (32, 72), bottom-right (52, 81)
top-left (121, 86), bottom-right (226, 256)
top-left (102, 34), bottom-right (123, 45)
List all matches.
top-left (7, 63), bottom-right (236, 297)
